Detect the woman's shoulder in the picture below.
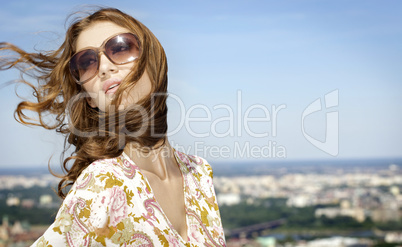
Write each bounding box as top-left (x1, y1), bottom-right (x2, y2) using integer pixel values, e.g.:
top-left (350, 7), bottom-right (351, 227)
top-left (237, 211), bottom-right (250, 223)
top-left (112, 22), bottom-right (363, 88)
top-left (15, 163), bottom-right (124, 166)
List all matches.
top-left (79, 154), bottom-right (137, 180)
top-left (39, 155), bottom-right (144, 246)
top-left (69, 154), bottom-right (138, 194)
top-left (174, 149), bottom-right (214, 179)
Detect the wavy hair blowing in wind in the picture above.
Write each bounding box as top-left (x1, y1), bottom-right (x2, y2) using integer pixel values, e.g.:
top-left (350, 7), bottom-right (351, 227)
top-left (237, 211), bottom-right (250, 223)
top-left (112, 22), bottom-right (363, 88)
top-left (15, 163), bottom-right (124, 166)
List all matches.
top-left (0, 8), bottom-right (168, 198)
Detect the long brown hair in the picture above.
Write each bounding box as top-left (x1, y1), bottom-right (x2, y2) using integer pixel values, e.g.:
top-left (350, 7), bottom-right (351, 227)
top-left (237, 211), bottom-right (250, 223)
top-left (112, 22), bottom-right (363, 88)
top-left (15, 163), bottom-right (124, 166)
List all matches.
top-left (0, 7), bottom-right (168, 198)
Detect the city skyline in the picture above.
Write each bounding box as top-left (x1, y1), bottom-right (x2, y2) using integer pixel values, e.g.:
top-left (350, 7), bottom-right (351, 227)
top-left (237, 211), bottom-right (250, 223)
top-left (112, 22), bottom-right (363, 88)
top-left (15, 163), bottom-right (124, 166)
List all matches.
top-left (0, 0), bottom-right (401, 167)
top-left (1, 159), bottom-right (401, 245)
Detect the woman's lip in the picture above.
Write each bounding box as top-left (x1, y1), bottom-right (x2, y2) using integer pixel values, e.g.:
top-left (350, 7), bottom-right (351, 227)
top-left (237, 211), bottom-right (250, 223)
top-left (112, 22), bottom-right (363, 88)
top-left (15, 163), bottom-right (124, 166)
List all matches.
top-left (103, 78), bottom-right (122, 94)
top-left (105, 84), bottom-right (120, 94)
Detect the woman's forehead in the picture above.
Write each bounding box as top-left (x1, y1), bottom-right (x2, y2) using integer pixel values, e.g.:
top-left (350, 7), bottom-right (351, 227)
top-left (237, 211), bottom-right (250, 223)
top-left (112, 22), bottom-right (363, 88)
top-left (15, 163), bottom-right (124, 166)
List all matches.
top-left (75, 21), bottom-right (131, 50)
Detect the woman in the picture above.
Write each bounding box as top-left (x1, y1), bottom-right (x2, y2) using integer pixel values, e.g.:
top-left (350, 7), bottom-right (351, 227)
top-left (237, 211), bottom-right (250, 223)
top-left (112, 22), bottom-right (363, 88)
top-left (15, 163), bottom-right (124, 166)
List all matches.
top-left (0, 7), bottom-right (226, 246)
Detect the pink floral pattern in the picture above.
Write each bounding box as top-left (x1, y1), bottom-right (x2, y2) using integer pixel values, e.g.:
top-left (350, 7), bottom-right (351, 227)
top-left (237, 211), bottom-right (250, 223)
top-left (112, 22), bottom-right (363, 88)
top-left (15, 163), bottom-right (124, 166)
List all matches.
top-left (189, 224), bottom-right (205, 243)
top-left (31, 149), bottom-right (226, 246)
top-left (108, 186), bottom-right (128, 227)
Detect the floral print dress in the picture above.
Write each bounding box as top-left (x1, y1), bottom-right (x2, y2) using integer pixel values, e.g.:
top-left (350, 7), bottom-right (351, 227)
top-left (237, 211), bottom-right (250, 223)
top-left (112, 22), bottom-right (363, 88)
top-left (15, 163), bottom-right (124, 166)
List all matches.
top-left (32, 150), bottom-right (226, 247)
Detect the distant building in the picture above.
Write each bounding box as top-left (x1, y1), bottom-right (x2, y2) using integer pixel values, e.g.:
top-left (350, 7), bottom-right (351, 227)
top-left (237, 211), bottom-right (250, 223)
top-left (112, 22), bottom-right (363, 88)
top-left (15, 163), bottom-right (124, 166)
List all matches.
top-left (390, 186), bottom-right (400, 196)
top-left (217, 193), bottom-right (241, 206)
top-left (39, 194), bottom-right (53, 206)
top-left (255, 236), bottom-right (276, 247)
top-left (385, 232), bottom-right (402, 243)
top-left (286, 194), bottom-right (314, 207)
top-left (21, 199), bottom-right (35, 209)
top-left (0, 216), bottom-right (43, 245)
top-left (306, 236), bottom-right (373, 247)
top-left (0, 216), bottom-right (9, 242)
top-left (371, 208), bottom-right (401, 222)
top-left (6, 196), bottom-right (20, 207)
top-left (315, 207), bottom-right (366, 222)
top-left (10, 221), bottom-right (24, 235)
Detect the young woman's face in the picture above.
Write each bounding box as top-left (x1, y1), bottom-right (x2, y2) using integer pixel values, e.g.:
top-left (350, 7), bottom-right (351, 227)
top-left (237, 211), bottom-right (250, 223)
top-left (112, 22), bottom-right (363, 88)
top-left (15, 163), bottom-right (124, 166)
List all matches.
top-left (75, 21), bottom-right (152, 111)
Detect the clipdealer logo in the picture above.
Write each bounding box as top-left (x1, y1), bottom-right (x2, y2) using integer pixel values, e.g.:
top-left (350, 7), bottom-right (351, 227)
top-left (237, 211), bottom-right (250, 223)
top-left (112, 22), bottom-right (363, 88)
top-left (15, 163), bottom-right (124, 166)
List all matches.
top-left (301, 89), bottom-right (339, 156)
top-left (65, 89), bottom-right (339, 159)
top-left (168, 90), bottom-right (288, 159)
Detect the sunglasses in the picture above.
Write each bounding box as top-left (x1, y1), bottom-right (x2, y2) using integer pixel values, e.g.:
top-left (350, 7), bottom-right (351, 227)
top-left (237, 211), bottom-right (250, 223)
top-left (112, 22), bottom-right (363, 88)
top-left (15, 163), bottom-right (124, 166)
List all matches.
top-left (69, 33), bottom-right (141, 84)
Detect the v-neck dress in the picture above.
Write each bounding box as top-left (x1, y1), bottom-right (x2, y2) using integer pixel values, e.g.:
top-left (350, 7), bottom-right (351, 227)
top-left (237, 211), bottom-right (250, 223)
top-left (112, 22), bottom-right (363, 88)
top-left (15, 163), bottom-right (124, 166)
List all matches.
top-left (31, 150), bottom-right (226, 247)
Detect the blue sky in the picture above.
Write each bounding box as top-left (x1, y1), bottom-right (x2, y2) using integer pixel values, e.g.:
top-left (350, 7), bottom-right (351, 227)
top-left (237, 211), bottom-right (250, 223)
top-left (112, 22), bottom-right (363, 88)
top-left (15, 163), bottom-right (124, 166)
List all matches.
top-left (0, 0), bottom-right (401, 167)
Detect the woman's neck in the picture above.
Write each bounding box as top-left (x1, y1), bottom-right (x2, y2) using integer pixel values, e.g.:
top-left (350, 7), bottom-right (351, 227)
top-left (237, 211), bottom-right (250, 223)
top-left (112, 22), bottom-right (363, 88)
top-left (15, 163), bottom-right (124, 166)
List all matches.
top-left (123, 139), bottom-right (176, 181)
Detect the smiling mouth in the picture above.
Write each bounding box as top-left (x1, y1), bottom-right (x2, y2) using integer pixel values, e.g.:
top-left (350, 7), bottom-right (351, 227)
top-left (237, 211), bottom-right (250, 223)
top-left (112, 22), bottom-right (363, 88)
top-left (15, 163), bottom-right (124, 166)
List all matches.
top-left (108, 83), bottom-right (119, 90)
top-left (103, 78), bottom-right (122, 95)
top-left (105, 83), bottom-right (120, 94)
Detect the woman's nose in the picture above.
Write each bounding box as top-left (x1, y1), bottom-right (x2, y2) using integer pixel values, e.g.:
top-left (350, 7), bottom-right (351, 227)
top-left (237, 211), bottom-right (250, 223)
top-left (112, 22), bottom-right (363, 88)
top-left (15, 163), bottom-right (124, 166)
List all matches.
top-left (98, 53), bottom-right (118, 78)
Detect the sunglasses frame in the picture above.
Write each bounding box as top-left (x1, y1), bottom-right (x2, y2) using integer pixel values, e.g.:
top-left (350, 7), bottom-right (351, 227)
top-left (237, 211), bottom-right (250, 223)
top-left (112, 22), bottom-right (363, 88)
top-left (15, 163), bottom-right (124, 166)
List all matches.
top-left (69, 32), bottom-right (141, 85)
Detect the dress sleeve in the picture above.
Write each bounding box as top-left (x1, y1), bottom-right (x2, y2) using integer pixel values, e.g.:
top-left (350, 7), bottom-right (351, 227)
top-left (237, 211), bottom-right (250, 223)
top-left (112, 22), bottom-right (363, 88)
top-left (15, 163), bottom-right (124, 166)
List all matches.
top-left (190, 155), bottom-right (227, 245)
top-left (30, 163), bottom-right (132, 247)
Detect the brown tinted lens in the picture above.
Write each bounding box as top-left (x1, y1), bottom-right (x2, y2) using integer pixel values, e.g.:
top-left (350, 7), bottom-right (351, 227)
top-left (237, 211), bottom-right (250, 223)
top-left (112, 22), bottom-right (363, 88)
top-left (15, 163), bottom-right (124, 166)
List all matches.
top-left (105, 33), bottom-right (140, 64)
top-left (69, 49), bottom-right (98, 83)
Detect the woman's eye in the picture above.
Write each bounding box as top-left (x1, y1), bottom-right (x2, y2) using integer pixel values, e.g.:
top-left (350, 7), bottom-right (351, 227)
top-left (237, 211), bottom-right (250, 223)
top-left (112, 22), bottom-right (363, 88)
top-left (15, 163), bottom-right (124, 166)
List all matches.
top-left (80, 58), bottom-right (96, 69)
top-left (111, 44), bottom-right (130, 54)
top-left (76, 51), bottom-right (97, 69)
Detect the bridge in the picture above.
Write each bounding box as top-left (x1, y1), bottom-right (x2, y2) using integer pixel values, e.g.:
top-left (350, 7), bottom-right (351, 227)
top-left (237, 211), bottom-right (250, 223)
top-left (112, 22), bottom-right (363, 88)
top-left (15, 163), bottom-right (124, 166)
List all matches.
top-left (227, 219), bottom-right (287, 239)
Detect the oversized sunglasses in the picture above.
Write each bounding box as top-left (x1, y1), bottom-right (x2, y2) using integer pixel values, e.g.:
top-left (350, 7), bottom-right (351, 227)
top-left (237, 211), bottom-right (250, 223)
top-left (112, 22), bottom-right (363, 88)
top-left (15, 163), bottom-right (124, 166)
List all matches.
top-left (69, 33), bottom-right (141, 84)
